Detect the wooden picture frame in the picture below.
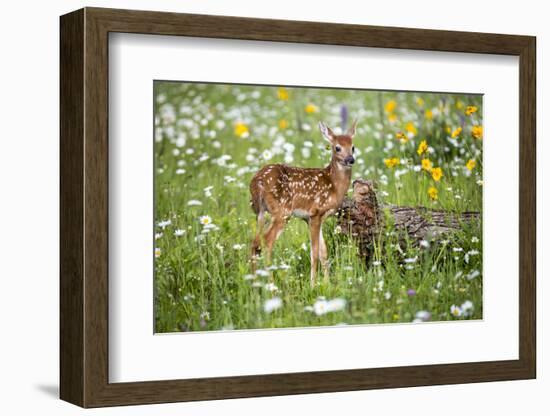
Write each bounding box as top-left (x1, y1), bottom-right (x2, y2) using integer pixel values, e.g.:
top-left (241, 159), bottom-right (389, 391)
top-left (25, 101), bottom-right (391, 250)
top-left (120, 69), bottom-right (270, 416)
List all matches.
top-left (60, 7), bottom-right (536, 408)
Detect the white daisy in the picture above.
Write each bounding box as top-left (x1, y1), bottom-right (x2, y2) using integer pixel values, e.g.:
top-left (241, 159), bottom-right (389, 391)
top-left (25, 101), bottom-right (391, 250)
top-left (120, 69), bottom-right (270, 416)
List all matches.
top-left (450, 304), bottom-right (463, 317)
top-left (263, 297), bottom-right (283, 313)
top-left (199, 215), bottom-right (212, 226)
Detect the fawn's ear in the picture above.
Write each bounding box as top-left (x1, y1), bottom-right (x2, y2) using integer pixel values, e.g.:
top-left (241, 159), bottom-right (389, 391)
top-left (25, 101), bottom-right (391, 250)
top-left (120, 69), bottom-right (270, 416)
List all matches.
top-left (319, 121), bottom-right (335, 143)
top-left (347, 119), bottom-right (358, 137)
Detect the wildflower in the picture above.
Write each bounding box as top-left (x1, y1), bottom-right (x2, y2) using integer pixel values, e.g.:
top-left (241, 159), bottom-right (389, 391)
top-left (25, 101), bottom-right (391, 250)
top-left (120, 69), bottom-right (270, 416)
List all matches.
top-left (415, 310), bottom-right (431, 322)
top-left (157, 219), bottom-right (172, 229)
top-left (277, 87), bottom-right (289, 100)
top-left (385, 100), bottom-right (396, 113)
top-left (396, 131), bottom-right (408, 144)
top-left (419, 240), bottom-right (430, 248)
top-left (187, 200), bottom-right (202, 206)
top-left (428, 186), bottom-right (438, 200)
top-left (204, 186), bottom-right (214, 197)
top-left (199, 215), bottom-right (212, 226)
top-left (416, 97), bottom-right (424, 107)
top-left (407, 289), bottom-right (417, 297)
top-left (255, 269), bottom-right (269, 277)
top-left (461, 300), bottom-right (474, 317)
top-left (262, 149), bottom-right (273, 160)
top-left (424, 109), bottom-right (433, 120)
top-left (405, 122), bottom-right (417, 136)
top-left (232, 244), bottom-right (245, 250)
top-left (465, 105), bottom-right (478, 116)
top-left (174, 229), bottom-right (185, 236)
top-left (471, 125), bottom-right (483, 139)
top-left (304, 103), bottom-right (318, 113)
top-left (450, 304), bottom-right (463, 317)
top-left (451, 127), bottom-right (462, 138)
top-left (154, 247), bottom-right (161, 258)
top-left (384, 291), bottom-right (392, 300)
top-left (263, 297), bottom-right (283, 313)
top-left (404, 257), bottom-right (418, 263)
top-left (431, 167), bottom-right (443, 182)
top-left (234, 121), bottom-right (249, 138)
top-left (466, 159), bottom-right (476, 171)
top-left (421, 158), bottom-right (433, 172)
top-left (264, 282), bottom-right (278, 292)
top-left (466, 270), bottom-right (481, 280)
top-left (175, 168), bottom-right (186, 175)
top-left (384, 157), bottom-right (400, 168)
top-left (476, 179), bottom-right (483, 186)
top-left (278, 119), bottom-right (288, 129)
top-left (387, 113), bottom-right (397, 122)
top-left (471, 236), bottom-right (480, 243)
top-left (312, 298), bottom-right (346, 316)
top-left (155, 232), bottom-right (163, 240)
top-left (417, 140), bottom-right (428, 156)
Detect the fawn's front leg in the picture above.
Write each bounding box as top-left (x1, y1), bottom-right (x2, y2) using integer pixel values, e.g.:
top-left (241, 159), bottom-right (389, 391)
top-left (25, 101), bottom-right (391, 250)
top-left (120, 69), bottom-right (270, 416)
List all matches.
top-left (309, 216), bottom-right (321, 286)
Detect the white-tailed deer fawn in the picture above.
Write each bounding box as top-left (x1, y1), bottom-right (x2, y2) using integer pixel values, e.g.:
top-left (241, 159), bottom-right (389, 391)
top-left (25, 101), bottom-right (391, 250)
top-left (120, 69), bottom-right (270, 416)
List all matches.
top-left (250, 120), bottom-right (357, 285)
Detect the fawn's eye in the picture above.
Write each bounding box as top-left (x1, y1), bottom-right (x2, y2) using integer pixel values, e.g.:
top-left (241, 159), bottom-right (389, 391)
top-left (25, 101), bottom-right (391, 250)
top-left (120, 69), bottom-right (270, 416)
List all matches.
top-left (335, 145), bottom-right (341, 152)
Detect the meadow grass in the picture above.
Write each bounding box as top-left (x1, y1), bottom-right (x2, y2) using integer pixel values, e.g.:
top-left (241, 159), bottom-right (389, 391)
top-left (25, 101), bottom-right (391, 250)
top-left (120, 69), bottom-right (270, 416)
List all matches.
top-left (154, 82), bottom-right (483, 332)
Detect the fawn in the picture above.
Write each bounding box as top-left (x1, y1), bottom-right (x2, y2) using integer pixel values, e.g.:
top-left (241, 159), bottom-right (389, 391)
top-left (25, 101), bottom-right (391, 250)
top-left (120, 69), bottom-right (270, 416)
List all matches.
top-left (250, 120), bottom-right (357, 285)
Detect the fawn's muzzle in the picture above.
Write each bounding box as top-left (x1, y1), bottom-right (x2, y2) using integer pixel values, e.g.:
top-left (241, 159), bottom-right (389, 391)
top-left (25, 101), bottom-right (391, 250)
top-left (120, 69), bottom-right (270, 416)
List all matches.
top-left (344, 156), bottom-right (355, 165)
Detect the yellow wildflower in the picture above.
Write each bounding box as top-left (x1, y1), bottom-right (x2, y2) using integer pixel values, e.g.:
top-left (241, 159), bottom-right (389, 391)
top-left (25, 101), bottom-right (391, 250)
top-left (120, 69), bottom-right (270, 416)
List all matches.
top-left (416, 97), bottom-right (424, 107)
top-left (417, 140), bottom-right (428, 156)
top-left (428, 186), bottom-right (438, 200)
top-left (445, 126), bottom-right (451, 134)
top-left (384, 157), bottom-right (400, 168)
top-left (155, 247), bottom-right (161, 258)
top-left (396, 131), bottom-right (408, 144)
top-left (388, 113), bottom-right (397, 122)
top-left (385, 100), bottom-right (396, 113)
top-left (465, 105), bottom-right (478, 116)
top-left (466, 159), bottom-right (476, 171)
top-left (451, 127), bottom-right (462, 138)
top-left (472, 125), bottom-right (483, 139)
top-left (456, 100), bottom-right (464, 110)
top-left (431, 167), bottom-right (443, 182)
top-left (405, 122), bottom-right (417, 136)
top-left (277, 87), bottom-right (289, 101)
top-left (421, 158), bottom-right (433, 172)
top-left (278, 119), bottom-right (288, 129)
top-left (304, 103), bottom-right (318, 113)
top-left (234, 121), bottom-right (249, 138)
top-left (425, 109), bottom-right (433, 120)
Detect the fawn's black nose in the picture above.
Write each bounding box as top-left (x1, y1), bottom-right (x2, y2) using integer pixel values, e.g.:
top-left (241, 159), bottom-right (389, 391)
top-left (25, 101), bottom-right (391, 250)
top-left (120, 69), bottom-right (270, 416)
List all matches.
top-left (345, 156), bottom-right (355, 165)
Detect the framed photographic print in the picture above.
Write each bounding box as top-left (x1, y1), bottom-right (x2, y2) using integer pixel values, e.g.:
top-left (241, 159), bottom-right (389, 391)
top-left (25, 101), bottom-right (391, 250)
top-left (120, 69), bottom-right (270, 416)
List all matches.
top-left (60, 7), bottom-right (536, 408)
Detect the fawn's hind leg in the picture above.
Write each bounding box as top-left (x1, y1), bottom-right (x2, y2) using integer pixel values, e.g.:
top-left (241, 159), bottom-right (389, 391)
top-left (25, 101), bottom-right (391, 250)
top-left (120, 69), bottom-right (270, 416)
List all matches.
top-left (319, 224), bottom-right (329, 282)
top-left (308, 216), bottom-right (321, 286)
top-left (263, 216), bottom-right (286, 265)
top-left (251, 210), bottom-right (266, 269)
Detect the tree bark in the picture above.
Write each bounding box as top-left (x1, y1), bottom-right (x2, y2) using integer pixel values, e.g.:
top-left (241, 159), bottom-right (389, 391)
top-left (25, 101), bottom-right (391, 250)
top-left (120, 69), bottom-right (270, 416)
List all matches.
top-left (336, 179), bottom-right (481, 265)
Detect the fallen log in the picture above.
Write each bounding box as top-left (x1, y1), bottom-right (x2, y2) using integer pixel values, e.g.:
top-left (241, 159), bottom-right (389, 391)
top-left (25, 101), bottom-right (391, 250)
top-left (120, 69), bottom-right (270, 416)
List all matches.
top-left (336, 179), bottom-right (481, 265)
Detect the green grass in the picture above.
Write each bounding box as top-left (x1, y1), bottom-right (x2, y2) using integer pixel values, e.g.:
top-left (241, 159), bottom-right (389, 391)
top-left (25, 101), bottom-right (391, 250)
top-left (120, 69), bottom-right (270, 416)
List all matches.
top-left (153, 81), bottom-right (483, 332)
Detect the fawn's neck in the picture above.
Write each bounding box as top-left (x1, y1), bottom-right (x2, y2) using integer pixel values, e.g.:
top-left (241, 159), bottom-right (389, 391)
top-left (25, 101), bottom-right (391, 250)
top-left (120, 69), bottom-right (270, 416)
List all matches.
top-left (327, 157), bottom-right (352, 200)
